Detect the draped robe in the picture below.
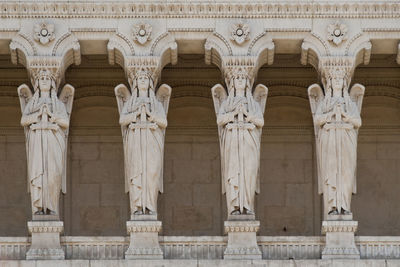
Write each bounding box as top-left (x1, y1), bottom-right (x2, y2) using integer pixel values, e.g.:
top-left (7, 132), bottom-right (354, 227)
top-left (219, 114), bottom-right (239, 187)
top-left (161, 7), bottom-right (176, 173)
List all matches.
top-left (314, 95), bottom-right (361, 214)
top-left (120, 91), bottom-right (167, 214)
top-left (217, 93), bottom-right (263, 214)
top-left (21, 91), bottom-right (68, 215)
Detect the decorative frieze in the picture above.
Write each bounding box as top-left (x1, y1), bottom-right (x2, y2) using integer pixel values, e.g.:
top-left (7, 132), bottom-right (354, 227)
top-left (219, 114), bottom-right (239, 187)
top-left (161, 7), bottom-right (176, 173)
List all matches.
top-left (1, 2), bottom-right (400, 19)
top-left (126, 221), bottom-right (162, 234)
top-left (322, 220), bottom-right (358, 234)
top-left (3, 236), bottom-right (400, 260)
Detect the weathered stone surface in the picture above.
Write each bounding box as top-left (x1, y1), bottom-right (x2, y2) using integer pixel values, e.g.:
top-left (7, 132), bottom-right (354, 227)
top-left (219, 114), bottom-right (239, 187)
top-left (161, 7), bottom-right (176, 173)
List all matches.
top-left (26, 221), bottom-right (65, 260)
top-left (125, 220), bottom-right (163, 260)
top-left (321, 219), bottom-right (360, 259)
top-left (224, 220), bottom-right (261, 260)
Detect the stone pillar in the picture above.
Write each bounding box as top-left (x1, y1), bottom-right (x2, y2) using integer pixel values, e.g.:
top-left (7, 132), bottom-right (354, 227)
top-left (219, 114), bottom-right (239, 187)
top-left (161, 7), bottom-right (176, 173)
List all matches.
top-left (208, 57), bottom-right (269, 260)
top-left (321, 215), bottom-right (360, 259)
top-left (301, 20), bottom-right (371, 260)
top-left (224, 215), bottom-right (262, 260)
top-left (9, 21), bottom-right (81, 260)
top-left (125, 215), bottom-right (163, 259)
top-left (26, 221), bottom-right (64, 260)
top-left (305, 57), bottom-right (366, 260)
top-left (108, 24), bottom-right (177, 259)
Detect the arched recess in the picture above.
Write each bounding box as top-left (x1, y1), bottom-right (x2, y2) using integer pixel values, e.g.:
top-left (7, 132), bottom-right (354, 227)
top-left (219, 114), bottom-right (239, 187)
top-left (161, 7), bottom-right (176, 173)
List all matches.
top-left (353, 91), bottom-right (400, 235)
top-left (66, 93), bottom-right (127, 236)
top-left (264, 95), bottom-right (313, 127)
top-left (166, 85), bottom-right (216, 130)
top-left (70, 95), bottom-right (119, 129)
top-left (361, 87), bottom-right (400, 127)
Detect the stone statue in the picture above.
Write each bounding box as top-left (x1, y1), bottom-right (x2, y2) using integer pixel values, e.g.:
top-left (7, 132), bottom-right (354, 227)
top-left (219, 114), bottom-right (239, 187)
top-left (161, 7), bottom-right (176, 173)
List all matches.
top-left (212, 68), bottom-right (268, 216)
top-left (115, 68), bottom-right (171, 216)
top-left (308, 67), bottom-right (365, 216)
top-left (18, 68), bottom-right (74, 217)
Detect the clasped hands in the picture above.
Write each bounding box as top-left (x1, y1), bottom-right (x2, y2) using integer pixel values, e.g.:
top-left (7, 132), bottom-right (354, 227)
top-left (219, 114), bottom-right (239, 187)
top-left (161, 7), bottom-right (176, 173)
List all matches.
top-left (38, 104), bottom-right (58, 124)
top-left (228, 105), bottom-right (256, 123)
top-left (325, 105), bottom-right (352, 123)
top-left (129, 104), bottom-right (155, 122)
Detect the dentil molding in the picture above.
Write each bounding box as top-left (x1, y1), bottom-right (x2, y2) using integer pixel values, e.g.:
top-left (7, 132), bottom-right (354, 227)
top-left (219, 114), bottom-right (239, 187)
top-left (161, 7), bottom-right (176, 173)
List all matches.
top-left (1, 1), bottom-right (400, 19)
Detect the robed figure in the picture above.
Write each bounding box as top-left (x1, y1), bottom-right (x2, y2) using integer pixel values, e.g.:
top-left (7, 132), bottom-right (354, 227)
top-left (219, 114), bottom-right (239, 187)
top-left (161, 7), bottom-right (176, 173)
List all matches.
top-left (115, 69), bottom-right (171, 216)
top-left (308, 68), bottom-right (364, 216)
top-left (18, 69), bottom-right (74, 216)
top-left (212, 69), bottom-right (268, 216)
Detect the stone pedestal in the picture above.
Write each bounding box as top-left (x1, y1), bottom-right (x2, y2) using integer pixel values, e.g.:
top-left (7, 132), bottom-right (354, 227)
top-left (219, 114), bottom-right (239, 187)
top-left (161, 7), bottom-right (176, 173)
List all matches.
top-left (26, 221), bottom-right (65, 260)
top-left (321, 215), bottom-right (360, 259)
top-left (125, 219), bottom-right (163, 259)
top-left (223, 216), bottom-right (262, 260)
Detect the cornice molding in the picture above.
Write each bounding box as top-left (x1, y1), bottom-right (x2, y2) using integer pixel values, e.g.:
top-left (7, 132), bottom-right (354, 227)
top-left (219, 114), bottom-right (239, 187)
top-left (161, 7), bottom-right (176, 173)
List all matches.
top-left (1, 2), bottom-right (400, 19)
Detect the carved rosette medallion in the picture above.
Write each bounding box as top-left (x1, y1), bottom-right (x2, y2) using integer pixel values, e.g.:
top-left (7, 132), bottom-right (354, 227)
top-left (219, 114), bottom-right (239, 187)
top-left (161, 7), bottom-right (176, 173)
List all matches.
top-left (327, 21), bottom-right (348, 46)
top-left (230, 22), bottom-right (250, 45)
top-left (33, 23), bottom-right (55, 45)
top-left (132, 23), bottom-right (152, 45)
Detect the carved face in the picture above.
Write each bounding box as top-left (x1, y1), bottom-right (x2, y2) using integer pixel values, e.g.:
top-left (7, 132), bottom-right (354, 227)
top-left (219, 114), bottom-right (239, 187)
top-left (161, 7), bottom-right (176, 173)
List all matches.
top-left (331, 76), bottom-right (344, 92)
top-left (137, 74), bottom-right (150, 92)
top-left (38, 75), bottom-right (52, 92)
top-left (233, 75), bottom-right (246, 92)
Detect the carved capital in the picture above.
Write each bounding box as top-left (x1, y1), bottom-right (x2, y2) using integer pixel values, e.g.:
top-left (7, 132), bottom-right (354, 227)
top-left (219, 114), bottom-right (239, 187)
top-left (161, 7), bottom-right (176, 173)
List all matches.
top-left (318, 56), bottom-right (355, 91)
top-left (301, 20), bottom-right (371, 71)
top-left (107, 28), bottom-right (177, 84)
top-left (205, 33), bottom-right (274, 80)
top-left (9, 20), bottom-right (81, 88)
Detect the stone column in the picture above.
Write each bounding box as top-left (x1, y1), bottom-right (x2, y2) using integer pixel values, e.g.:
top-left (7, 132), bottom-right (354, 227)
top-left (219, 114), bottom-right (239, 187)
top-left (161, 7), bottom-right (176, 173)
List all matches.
top-left (113, 60), bottom-right (168, 260)
top-left (301, 20), bottom-right (372, 260)
top-left (9, 21), bottom-right (81, 260)
top-left (307, 57), bottom-right (364, 259)
top-left (107, 22), bottom-right (177, 259)
top-left (210, 57), bottom-right (269, 260)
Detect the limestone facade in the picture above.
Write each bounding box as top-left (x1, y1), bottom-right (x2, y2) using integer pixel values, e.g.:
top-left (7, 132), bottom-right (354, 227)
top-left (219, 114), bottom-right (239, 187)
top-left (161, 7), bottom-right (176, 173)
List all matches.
top-left (0, 0), bottom-right (400, 265)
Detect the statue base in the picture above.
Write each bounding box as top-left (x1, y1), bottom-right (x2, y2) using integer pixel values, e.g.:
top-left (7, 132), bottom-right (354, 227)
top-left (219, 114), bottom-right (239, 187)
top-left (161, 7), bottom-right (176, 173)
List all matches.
top-left (223, 219), bottom-right (262, 260)
top-left (321, 215), bottom-right (360, 259)
top-left (26, 221), bottom-right (65, 260)
top-left (125, 220), bottom-right (163, 260)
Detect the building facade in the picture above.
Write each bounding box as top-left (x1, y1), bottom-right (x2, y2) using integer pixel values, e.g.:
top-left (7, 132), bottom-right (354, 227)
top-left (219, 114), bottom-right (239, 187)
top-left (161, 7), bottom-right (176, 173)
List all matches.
top-left (0, 0), bottom-right (400, 266)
